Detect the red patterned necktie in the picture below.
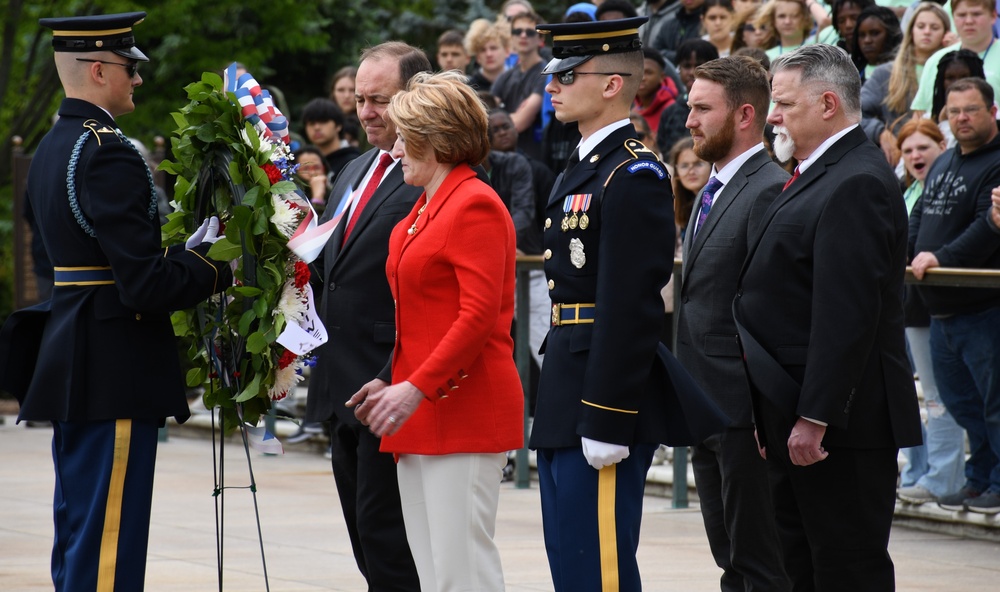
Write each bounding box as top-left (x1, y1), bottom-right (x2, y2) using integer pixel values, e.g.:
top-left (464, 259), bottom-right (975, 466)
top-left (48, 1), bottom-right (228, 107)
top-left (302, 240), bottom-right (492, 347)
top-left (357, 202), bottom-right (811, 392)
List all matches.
top-left (782, 166), bottom-right (800, 191)
top-left (343, 153), bottom-right (394, 244)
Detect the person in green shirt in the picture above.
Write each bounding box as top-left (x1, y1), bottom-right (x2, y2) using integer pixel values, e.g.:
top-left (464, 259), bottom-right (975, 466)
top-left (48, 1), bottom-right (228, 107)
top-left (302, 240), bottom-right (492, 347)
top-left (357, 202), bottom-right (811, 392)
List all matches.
top-left (910, 0), bottom-right (999, 115)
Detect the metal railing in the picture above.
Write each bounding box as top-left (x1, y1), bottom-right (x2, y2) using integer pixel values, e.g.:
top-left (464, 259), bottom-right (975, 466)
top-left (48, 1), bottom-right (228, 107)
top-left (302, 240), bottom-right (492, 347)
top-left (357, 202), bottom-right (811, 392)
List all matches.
top-left (512, 256), bottom-right (1000, 504)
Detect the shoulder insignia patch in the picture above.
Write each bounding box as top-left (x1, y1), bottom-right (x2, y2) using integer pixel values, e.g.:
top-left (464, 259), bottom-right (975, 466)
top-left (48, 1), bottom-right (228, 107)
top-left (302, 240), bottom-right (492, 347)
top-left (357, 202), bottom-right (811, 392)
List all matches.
top-left (82, 119), bottom-right (121, 146)
top-left (626, 160), bottom-right (667, 179)
top-left (624, 138), bottom-right (658, 159)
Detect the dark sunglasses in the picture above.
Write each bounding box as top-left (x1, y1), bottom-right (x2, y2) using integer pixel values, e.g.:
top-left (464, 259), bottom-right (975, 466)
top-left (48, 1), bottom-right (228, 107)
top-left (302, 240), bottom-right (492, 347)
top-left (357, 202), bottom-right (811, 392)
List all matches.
top-left (555, 69), bottom-right (633, 85)
top-left (511, 28), bottom-right (538, 37)
top-left (76, 58), bottom-right (139, 78)
top-left (743, 23), bottom-right (767, 33)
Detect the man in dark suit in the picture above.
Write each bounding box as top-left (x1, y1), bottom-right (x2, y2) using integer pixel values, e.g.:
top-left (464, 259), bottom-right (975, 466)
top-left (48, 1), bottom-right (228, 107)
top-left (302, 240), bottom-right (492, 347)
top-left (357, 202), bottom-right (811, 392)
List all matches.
top-left (531, 17), bottom-right (728, 592)
top-left (733, 44), bottom-right (922, 591)
top-left (676, 55), bottom-right (790, 592)
top-left (0, 13), bottom-right (232, 590)
top-left (303, 42), bottom-right (428, 590)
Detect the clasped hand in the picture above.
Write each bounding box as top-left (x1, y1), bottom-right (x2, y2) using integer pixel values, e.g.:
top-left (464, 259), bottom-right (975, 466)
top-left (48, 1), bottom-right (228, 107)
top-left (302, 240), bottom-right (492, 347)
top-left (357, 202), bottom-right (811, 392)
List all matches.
top-left (347, 378), bottom-right (424, 437)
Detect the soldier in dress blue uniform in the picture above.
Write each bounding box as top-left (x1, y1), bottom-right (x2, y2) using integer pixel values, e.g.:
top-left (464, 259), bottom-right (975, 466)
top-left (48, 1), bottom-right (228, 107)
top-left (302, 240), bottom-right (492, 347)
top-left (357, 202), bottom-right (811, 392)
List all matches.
top-left (529, 17), bottom-right (729, 592)
top-left (0, 12), bottom-right (231, 591)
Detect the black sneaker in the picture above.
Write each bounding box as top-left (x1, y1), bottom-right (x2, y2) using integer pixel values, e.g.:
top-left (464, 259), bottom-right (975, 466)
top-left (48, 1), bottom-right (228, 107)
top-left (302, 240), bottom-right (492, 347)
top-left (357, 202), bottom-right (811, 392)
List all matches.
top-left (937, 485), bottom-right (982, 511)
top-left (965, 490), bottom-right (1000, 514)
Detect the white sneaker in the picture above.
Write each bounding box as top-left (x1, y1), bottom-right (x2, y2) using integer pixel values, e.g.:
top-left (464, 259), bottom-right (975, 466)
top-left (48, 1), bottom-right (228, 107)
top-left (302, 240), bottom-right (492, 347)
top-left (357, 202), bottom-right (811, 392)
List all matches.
top-left (898, 484), bottom-right (936, 504)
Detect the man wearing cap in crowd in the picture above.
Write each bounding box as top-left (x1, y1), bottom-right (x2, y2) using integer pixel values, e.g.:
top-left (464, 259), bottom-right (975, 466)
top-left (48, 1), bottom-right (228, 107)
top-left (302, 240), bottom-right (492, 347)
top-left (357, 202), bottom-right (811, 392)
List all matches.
top-left (0, 12), bottom-right (232, 591)
top-left (531, 16), bottom-right (728, 592)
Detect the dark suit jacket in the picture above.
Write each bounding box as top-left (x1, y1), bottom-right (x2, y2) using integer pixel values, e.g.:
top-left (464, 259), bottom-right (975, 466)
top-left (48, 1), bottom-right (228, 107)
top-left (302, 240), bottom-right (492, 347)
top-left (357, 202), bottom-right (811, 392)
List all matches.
top-left (733, 126), bottom-right (921, 449)
top-left (530, 125), bottom-right (728, 449)
top-left (676, 148), bottom-right (788, 427)
top-left (305, 149), bottom-right (422, 426)
top-left (3, 99), bottom-right (231, 423)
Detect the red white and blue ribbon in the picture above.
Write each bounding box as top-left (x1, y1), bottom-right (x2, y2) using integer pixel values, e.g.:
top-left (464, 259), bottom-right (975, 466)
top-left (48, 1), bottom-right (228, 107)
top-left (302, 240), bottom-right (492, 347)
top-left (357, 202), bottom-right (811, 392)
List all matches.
top-left (286, 185), bottom-right (359, 263)
top-left (223, 62), bottom-right (290, 145)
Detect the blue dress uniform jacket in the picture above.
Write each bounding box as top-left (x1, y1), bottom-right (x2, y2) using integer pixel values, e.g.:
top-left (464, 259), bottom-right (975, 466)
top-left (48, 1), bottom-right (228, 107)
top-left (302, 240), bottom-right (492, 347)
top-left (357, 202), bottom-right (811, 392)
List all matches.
top-left (530, 125), bottom-right (728, 449)
top-left (5, 98), bottom-right (231, 423)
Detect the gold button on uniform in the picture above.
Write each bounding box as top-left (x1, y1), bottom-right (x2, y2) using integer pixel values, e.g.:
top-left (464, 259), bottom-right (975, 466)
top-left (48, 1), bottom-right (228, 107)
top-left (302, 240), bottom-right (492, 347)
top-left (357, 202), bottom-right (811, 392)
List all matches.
top-left (544, 249), bottom-right (552, 259)
top-left (548, 279), bottom-right (555, 290)
top-left (545, 218), bottom-right (552, 229)
top-left (134, 313), bottom-right (141, 320)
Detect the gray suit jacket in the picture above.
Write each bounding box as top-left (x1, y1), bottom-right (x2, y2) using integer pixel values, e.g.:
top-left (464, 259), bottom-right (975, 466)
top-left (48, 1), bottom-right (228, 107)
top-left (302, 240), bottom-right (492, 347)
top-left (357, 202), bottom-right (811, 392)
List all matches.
top-left (674, 148), bottom-right (788, 427)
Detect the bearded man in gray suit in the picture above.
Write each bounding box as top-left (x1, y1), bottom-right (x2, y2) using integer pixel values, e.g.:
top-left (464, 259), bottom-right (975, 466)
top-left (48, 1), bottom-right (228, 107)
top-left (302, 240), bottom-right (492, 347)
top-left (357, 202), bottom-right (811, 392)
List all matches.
top-left (675, 55), bottom-right (791, 592)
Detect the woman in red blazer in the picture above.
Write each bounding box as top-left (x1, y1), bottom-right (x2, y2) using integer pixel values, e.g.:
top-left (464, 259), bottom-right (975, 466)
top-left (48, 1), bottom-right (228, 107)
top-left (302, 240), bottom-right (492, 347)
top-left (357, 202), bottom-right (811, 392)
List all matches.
top-left (349, 70), bottom-right (523, 592)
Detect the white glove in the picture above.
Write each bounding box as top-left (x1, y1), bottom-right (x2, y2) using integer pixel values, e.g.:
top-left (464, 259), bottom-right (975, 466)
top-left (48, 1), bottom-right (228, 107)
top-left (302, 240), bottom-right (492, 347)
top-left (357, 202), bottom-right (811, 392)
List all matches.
top-left (185, 216), bottom-right (222, 248)
top-left (581, 437), bottom-right (630, 470)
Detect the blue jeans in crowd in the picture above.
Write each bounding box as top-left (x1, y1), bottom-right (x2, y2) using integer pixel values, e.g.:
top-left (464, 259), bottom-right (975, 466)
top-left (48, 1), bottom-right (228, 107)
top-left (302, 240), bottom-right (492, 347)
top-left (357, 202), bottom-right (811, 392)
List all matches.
top-left (900, 327), bottom-right (965, 497)
top-left (929, 305), bottom-right (1000, 494)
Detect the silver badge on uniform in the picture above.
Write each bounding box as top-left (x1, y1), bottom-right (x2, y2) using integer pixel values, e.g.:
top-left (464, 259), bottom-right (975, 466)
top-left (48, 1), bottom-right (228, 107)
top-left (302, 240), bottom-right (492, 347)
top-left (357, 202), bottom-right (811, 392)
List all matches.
top-left (569, 238), bottom-right (586, 269)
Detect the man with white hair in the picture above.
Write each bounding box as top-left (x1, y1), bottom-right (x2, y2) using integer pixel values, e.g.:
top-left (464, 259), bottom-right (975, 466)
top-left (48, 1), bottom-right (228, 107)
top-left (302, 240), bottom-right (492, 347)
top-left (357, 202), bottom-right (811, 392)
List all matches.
top-left (733, 44), bottom-right (922, 590)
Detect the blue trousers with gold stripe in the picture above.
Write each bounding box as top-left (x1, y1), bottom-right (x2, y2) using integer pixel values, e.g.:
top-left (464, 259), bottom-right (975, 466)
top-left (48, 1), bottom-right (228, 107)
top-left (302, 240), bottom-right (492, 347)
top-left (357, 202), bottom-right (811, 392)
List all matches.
top-left (538, 444), bottom-right (657, 592)
top-left (52, 419), bottom-right (159, 591)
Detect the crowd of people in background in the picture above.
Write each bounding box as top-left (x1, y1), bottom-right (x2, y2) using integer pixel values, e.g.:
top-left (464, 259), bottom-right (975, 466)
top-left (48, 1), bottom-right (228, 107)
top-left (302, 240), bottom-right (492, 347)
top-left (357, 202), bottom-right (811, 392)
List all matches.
top-left (12, 1), bottom-right (1000, 590)
top-left (277, 0), bottom-right (1000, 513)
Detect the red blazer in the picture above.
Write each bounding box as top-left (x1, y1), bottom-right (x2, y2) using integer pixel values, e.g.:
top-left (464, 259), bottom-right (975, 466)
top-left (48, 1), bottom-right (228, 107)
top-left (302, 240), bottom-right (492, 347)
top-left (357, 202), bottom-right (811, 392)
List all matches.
top-left (380, 164), bottom-right (524, 455)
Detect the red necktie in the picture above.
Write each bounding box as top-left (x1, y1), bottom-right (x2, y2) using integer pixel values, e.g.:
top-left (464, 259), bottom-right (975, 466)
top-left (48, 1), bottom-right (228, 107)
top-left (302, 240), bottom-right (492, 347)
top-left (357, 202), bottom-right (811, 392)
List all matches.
top-left (343, 153), bottom-right (394, 244)
top-left (782, 166), bottom-right (800, 191)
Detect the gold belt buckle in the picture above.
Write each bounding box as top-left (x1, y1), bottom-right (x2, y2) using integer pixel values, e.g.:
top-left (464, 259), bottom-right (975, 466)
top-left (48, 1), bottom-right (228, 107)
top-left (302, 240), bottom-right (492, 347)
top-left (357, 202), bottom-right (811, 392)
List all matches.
top-left (552, 303), bottom-right (561, 326)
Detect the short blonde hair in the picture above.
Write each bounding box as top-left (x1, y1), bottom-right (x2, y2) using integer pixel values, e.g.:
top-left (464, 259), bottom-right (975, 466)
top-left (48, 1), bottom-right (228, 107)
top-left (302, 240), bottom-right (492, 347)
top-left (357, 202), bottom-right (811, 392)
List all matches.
top-left (385, 70), bottom-right (491, 166)
top-left (756, 0), bottom-right (812, 47)
top-left (465, 18), bottom-right (511, 56)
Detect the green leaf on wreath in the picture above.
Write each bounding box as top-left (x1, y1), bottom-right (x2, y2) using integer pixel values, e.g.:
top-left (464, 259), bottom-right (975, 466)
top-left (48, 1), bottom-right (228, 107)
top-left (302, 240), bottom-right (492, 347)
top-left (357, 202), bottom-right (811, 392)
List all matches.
top-left (207, 237), bottom-right (243, 260)
top-left (247, 331), bottom-right (268, 354)
top-left (241, 186), bottom-right (262, 208)
top-left (253, 297), bottom-right (270, 319)
top-left (231, 204), bottom-right (252, 228)
top-left (238, 309), bottom-right (257, 335)
top-left (170, 112), bottom-right (188, 130)
top-left (233, 286), bottom-right (263, 297)
top-left (235, 373), bottom-right (262, 403)
top-left (269, 180), bottom-right (297, 195)
top-left (252, 210), bottom-right (270, 235)
top-left (248, 165), bottom-right (269, 188)
top-left (196, 125), bottom-right (217, 143)
top-left (201, 71), bottom-right (223, 88)
top-left (186, 366), bottom-right (207, 387)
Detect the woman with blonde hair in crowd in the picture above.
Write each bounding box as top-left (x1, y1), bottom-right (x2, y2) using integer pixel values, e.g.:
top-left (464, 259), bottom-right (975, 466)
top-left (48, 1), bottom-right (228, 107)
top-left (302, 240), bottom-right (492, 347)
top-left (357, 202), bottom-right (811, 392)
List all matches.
top-left (862, 2), bottom-right (950, 163)
top-left (757, 0), bottom-right (815, 61)
top-left (731, 7), bottom-right (772, 52)
top-left (667, 137), bottom-right (711, 243)
top-left (465, 18), bottom-right (512, 91)
top-left (349, 70), bottom-right (522, 592)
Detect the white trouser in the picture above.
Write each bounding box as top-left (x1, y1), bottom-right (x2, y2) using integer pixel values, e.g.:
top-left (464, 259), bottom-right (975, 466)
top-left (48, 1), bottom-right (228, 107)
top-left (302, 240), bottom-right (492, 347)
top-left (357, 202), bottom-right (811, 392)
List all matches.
top-left (397, 452), bottom-right (507, 592)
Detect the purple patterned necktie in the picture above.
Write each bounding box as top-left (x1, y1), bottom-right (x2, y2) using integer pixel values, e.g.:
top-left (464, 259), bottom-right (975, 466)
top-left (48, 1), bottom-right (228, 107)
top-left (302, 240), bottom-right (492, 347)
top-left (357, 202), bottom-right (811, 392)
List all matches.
top-left (695, 176), bottom-right (723, 236)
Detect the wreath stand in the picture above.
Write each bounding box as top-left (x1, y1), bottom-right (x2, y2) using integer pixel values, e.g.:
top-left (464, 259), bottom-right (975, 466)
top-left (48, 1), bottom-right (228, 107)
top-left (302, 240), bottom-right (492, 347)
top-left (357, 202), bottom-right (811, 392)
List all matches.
top-left (196, 150), bottom-right (272, 591)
